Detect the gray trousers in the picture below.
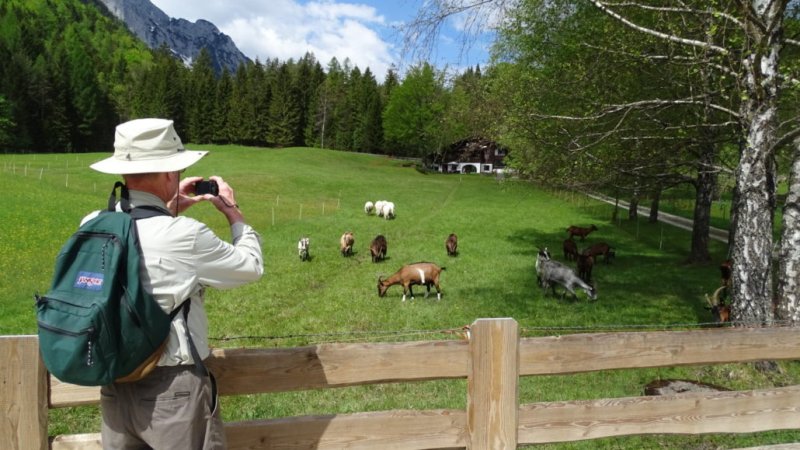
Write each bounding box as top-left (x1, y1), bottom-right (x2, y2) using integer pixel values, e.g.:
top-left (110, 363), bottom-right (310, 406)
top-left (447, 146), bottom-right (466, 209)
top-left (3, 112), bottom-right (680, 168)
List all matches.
top-left (101, 365), bottom-right (226, 450)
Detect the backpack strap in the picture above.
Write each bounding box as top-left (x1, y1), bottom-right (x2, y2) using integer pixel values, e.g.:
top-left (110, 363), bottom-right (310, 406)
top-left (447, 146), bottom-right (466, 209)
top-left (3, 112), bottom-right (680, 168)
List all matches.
top-left (107, 182), bottom-right (173, 219)
top-left (108, 181), bottom-right (131, 212)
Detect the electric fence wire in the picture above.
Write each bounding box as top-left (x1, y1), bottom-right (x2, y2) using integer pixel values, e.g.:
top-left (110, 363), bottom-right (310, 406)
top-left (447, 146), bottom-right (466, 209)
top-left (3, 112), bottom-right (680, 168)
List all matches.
top-left (209, 319), bottom-right (797, 346)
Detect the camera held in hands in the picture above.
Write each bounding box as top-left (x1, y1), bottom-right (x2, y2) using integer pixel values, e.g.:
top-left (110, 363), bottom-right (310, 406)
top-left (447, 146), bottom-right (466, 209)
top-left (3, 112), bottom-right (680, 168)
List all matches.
top-left (194, 180), bottom-right (219, 196)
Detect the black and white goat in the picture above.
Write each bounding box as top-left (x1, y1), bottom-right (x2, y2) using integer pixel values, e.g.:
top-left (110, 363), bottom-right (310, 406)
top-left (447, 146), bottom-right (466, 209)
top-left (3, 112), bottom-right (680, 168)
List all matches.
top-left (536, 249), bottom-right (596, 300)
top-left (298, 237), bottom-right (310, 261)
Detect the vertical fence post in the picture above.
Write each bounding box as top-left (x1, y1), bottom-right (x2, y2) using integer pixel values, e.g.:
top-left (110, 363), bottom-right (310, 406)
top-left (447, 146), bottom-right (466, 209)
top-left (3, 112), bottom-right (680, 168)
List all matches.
top-left (0, 336), bottom-right (49, 450)
top-left (467, 318), bottom-right (519, 449)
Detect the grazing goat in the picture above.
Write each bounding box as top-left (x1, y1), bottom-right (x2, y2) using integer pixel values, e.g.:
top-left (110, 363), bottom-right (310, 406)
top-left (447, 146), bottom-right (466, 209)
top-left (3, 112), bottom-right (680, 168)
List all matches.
top-left (370, 234), bottom-right (387, 263)
top-left (378, 262), bottom-right (445, 302)
top-left (582, 242), bottom-right (615, 264)
top-left (364, 201), bottom-right (375, 215)
top-left (446, 233), bottom-right (458, 256)
top-left (567, 224), bottom-right (598, 240)
top-left (340, 231), bottom-right (354, 257)
top-left (705, 286), bottom-right (730, 324)
top-left (298, 237), bottom-right (310, 261)
top-left (538, 258), bottom-right (597, 301)
top-left (576, 253), bottom-right (594, 283)
top-left (535, 247), bottom-right (552, 288)
top-left (563, 238), bottom-right (578, 261)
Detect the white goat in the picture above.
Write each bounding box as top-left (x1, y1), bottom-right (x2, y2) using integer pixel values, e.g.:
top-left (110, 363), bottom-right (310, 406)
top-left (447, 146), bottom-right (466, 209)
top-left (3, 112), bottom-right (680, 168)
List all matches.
top-left (364, 201), bottom-right (374, 215)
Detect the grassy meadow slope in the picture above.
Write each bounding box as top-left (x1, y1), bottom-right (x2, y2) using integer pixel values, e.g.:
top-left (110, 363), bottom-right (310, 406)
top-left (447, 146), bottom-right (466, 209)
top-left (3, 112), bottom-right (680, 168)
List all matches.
top-left (2, 147), bottom-right (798, 448)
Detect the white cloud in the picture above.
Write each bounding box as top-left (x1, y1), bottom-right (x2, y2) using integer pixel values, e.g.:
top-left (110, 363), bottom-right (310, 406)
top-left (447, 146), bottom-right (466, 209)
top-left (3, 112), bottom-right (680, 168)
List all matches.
top-left (149, 0), bottom-right (397, 80)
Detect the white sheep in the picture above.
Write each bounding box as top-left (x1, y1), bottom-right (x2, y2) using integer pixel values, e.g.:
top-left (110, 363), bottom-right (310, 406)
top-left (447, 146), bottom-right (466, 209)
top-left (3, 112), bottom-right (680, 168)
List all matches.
top-left (375, 200), bottom-right (387, 217)
top-left (381, 201), bottom-right (395, 220)
top-left (364, 201), bottom-right (374, 215)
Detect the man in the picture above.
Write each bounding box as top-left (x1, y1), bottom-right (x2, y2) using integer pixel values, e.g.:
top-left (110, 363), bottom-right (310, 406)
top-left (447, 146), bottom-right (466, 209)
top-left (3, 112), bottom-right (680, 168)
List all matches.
top-left (88, 118), bottom-right (263, 449)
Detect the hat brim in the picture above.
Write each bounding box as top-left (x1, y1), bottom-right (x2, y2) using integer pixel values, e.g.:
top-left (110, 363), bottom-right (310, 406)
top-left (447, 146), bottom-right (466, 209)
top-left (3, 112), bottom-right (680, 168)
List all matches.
top-left (90, 149), bottom-right (208, 175)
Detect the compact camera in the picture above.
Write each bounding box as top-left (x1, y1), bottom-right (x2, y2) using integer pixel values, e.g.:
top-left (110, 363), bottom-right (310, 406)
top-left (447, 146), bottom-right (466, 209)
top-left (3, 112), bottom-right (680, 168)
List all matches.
top-left (194, 180), bottom-right (219, 196)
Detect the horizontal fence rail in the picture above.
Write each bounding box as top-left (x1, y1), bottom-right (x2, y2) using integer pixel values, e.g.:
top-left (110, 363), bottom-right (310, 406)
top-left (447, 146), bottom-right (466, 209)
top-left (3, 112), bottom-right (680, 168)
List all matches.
top-left (2, 320), bottom-right (800, 449)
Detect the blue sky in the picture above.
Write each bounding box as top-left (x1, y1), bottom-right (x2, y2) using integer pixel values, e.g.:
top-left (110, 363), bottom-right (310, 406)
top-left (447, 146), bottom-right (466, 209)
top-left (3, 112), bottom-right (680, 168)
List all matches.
top-left (148, 0), bottom-right (493, 81)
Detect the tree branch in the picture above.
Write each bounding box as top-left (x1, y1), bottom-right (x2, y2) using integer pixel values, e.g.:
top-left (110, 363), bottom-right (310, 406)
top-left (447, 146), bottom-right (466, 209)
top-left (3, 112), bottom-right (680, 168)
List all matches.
top-left (588, 0), bottom-right (730, 55)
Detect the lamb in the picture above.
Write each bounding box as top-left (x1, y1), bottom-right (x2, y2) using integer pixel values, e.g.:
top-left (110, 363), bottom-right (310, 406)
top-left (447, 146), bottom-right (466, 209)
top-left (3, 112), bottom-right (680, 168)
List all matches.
top-left (370, 234), bottom-right (387, 263)
top-left (567, 224), bottom-right (598, 240)
top-left (563, 238), bottom-right (578, 261)
top-left (340, 231), bottom-right (354, 257)
top-left (538, 257), bottom-right (597, 301)
top-left (364, 201), bottom-right (375, 215)
top-left (446, 233), bottom-right (458, 256)
top-left (582, 242), bottom-right (615, 264)
top-left (298, 237), bottom-right (310, 261)
top-left (377, 262), bottom-right (445, 302)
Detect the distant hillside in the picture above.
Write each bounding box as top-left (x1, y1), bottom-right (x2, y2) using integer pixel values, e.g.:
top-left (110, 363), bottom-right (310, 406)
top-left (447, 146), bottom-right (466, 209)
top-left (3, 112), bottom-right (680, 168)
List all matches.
top-left (0, 0), bottom-right (155, 151)
top-left (97, 0), bottom-right (251, 74)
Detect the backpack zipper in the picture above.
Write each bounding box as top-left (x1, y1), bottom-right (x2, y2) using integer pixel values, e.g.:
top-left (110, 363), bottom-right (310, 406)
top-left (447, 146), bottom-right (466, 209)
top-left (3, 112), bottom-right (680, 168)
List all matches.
top-left (74, 231), bottom-right (121, 269)
top-left (37, 321), bottom-right (97, 367)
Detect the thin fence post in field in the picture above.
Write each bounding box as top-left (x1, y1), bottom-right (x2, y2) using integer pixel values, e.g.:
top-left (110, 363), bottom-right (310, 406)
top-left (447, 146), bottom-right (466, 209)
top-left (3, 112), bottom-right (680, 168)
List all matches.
top-left (0, 336), bottom-right (49, 450)
top-left (299, 204), bottom-right (303, 220)
top-left (272, 207), bottom-right (275, 226)
top-left (276, 194), bottom-right (280, 206)
top-left (468, 318), bottom-right (519, 449)
top-left (65, 174), bottom-right (69, 188)
top-left (39, 168), bottom-right (43, 180)
top-left (322, 202), bottom-right (325, 215)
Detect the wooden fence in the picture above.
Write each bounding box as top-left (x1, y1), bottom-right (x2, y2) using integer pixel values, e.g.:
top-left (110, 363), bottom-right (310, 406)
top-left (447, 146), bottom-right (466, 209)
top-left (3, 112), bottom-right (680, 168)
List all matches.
top-left (3, 318), bottom-right (800, 449)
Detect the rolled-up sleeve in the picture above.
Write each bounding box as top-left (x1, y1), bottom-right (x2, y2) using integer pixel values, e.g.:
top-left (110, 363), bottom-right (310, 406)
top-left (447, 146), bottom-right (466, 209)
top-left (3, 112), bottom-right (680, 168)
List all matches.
top-left (193, 221), bottom-right (264, 288)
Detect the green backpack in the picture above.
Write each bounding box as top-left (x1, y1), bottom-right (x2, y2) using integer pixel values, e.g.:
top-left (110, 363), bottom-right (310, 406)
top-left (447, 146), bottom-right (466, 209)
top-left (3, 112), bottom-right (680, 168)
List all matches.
top-left (35, 183), bottom-right (181, 386)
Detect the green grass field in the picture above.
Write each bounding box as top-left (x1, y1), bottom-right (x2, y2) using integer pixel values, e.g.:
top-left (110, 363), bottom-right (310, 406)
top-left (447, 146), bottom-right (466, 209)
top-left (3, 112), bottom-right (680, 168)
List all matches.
top-left (2, 147), bottom-right (798, 448)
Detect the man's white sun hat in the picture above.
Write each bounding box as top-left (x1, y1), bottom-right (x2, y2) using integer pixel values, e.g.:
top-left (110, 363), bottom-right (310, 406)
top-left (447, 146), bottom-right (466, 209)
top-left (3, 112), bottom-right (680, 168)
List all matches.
top-left (90, 118), bottom-right (207, 175)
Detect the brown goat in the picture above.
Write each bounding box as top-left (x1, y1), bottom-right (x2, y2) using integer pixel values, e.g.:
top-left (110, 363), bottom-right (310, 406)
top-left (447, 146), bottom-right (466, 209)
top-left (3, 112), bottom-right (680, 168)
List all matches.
top-left (370, 235), bottom-right (387, 262)
top-left (705, 286), bottom-right (730, 324)
top-left (377, 262), bottom-right (445, 302)
top-left (446, 233), bottom-right (458, 257)
top-left (576, 253), bottom-right (594, 283)
top-left (567, 224), bottom-right (598, 240)
top-left (340, 231), bottom-right (354, 257)
top-left (720, 259), bottom-right (732, 287)
top-left (582, 242), bottom-right (614, 264)
top-left (563, 238), bottom-right (578, 261)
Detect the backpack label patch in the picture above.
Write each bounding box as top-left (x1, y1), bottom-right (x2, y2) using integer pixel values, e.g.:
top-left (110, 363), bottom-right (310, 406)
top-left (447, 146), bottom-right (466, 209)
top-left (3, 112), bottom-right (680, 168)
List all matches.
top-left (74, 271), bottom-right (104, 291)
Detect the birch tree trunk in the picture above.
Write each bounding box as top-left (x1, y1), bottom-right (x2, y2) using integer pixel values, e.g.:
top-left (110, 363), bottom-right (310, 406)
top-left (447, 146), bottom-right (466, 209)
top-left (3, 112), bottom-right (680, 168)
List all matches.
top-left (729, 0), bottom-right (785, 325)
top-left (776, 138), bottom-right (800, 322)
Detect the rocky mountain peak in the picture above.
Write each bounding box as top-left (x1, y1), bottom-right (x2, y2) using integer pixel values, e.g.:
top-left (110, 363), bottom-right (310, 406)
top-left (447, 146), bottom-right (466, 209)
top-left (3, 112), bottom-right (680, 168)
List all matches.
top-left (97, 0), bottom-right (251, 74)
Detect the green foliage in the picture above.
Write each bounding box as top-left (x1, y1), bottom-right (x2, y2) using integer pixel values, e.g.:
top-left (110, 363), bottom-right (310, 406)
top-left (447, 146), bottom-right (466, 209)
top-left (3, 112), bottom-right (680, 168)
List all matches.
top-left (0, 0), bottom-right (152, 152)
top-left (382, 62), bottom-right (446, 156)
top-left (0, 95), bottom-right (14, 147)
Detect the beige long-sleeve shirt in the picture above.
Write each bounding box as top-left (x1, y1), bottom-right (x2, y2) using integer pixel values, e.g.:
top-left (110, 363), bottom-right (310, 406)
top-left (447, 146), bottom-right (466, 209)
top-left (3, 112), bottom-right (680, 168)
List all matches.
top-left (82, 190), bottom-right (263, 366)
